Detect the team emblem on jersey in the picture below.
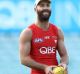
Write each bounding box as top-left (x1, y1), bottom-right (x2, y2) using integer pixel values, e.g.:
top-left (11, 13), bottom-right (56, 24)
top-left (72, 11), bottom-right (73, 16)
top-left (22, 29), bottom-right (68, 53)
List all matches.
top-left (52, 36), bottom-right (57, 39)
top-left (52, 36), bottom-right (57, 44)
top-left (54, 40), bottom-right (57, 44)
top-left (34, 38), bottom-right (43, 43)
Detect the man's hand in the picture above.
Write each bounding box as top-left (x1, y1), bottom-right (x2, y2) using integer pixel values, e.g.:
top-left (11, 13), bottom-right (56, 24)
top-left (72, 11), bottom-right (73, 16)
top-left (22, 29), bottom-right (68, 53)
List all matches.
top-left (44, 65), bottom-right (57, 74)
top-left (58, 63), bottom-right (67, 70)
top-left (58, 63), bottom-right (68, 74)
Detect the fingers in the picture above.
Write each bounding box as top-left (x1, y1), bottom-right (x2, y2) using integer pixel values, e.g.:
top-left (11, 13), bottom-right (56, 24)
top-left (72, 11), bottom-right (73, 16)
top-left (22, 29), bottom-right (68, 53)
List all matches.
top-left (46, 70), bottom-right (53, 74)
top-left (48, 71), bottom-right (53, 74)
top-left (45, 65), bottom-right (57, 74)
top-left (58, 63), bottom-right (67, 70)
top-left (64, 68), bottom-right (68, 74)
top-left (50, 65), bottom-right (57, 70)
top-left (58, 63), bottom-right (68, 74)
top-left (45, 67), bottom-right (53, 74)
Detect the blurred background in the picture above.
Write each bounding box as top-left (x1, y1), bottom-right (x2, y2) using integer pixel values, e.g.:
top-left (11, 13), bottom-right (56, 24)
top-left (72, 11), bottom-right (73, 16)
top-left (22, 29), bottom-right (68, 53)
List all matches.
top-left (0, 0), bottom-right (80, 74)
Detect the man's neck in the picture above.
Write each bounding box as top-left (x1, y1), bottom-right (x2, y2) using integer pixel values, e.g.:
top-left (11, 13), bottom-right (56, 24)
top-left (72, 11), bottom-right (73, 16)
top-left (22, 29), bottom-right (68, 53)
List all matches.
top-left (35, 20), bottom-right (50, 31)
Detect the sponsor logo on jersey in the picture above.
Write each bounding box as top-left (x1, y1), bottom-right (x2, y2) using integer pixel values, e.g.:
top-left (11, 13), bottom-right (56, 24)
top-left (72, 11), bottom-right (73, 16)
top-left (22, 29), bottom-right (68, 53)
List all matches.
top-left (39, 46), bottom-right (55, 54)
top-left (44, 36), bottom-right (50, 39)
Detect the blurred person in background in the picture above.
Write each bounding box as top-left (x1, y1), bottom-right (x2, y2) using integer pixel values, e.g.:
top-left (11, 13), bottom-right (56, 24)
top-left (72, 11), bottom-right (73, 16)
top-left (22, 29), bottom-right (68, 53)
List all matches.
top-left (19, 0), bottom-right (69, 74)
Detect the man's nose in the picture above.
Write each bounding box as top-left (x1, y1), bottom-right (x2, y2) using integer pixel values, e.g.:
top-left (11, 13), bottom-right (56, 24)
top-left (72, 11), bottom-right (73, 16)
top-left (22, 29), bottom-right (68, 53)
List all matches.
top-left (43, 6), bottom-right (48, 10)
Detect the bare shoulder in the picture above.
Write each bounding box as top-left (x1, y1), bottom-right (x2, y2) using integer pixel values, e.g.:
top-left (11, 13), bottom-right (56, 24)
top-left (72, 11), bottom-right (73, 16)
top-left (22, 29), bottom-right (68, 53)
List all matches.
top-left (19, 28), bottom-right (32, 42)
top-left (57, 27), bottom-right (64, 40)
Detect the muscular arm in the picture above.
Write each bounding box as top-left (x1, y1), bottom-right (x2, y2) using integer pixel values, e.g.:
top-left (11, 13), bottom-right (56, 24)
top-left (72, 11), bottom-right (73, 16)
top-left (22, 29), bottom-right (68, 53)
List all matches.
top-left (19, 28), bottom-right (47, 70)
top-left (57, 28), bottom-right (69, 65)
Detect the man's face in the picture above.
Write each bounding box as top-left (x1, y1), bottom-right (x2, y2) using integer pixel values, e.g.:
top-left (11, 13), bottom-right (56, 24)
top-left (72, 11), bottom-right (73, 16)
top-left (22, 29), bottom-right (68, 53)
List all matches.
top-left (35, 1), bottom-right (51, 22)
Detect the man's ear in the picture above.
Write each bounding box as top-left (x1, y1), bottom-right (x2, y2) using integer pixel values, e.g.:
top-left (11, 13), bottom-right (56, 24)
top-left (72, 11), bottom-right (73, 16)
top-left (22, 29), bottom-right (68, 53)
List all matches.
top-left (34, 7), bottom-right (36, 11)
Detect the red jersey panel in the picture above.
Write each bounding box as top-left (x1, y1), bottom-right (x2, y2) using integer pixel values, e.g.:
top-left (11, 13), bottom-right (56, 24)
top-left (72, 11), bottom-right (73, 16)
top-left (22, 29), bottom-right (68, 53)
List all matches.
top-left (29, 23), bottom-right (58, 74)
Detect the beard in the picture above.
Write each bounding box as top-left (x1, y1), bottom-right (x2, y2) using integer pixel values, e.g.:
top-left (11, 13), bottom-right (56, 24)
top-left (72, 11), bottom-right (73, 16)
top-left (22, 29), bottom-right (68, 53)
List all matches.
top-left (37, 9), bottom-right (51, 22)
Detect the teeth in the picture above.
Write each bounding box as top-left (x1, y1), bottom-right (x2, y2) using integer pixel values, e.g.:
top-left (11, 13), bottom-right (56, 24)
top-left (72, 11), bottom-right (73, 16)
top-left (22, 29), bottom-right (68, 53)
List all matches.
top-left (43, 12), bottom-right (49, 15)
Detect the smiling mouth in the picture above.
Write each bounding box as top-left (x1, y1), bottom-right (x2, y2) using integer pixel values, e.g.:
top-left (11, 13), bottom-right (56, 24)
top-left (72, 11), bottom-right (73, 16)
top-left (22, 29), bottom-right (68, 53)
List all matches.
top-left (42, 12), bottom-right (49, 15)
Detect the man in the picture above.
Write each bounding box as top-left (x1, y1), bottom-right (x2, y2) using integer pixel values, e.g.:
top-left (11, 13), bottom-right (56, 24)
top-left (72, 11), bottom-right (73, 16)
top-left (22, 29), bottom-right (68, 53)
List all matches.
top-left (19, 0), bottom-right (69, 74)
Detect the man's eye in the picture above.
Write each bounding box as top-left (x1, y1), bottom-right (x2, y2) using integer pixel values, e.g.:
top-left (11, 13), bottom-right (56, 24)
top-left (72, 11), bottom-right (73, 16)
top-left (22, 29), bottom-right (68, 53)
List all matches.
top-left (47, 4), bottom-right (50, 7)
